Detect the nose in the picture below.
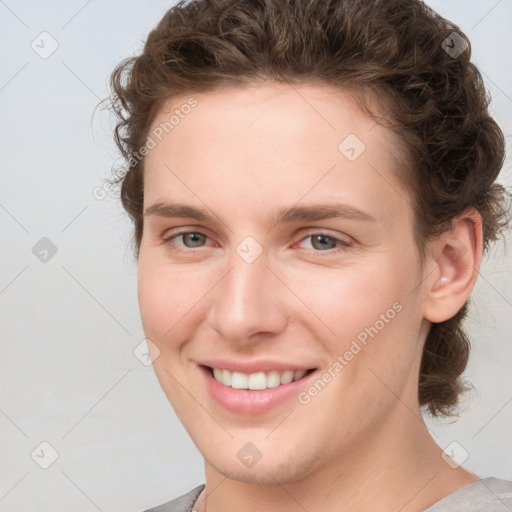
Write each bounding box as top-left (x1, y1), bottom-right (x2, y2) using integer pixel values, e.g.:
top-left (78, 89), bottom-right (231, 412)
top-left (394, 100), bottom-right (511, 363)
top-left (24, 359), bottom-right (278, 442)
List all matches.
top-left (208, 251), bottom-right (289, 345)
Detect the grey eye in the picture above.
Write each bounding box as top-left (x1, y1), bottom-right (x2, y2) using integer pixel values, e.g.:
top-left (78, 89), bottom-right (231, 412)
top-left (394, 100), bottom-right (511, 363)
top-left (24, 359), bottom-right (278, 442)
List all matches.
top-left (308, 234), bottom-right (339, 251)
top-left (180, 232), bottom-right (207, 247)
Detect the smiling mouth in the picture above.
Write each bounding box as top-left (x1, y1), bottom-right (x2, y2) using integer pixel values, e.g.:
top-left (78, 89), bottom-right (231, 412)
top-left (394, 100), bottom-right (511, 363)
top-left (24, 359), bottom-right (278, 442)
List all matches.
top-left (204, 365), bottom-right (316, 390)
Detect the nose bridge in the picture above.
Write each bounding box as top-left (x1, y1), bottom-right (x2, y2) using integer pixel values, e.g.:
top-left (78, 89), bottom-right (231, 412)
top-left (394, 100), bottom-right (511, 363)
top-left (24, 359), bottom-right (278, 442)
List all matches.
top-left (209, 246), bottom-right (287, 342)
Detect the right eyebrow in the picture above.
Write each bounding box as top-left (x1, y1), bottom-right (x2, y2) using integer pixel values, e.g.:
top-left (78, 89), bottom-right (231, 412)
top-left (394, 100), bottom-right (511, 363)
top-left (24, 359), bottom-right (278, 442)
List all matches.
top-left (143, 202), bottom-right (213, 221)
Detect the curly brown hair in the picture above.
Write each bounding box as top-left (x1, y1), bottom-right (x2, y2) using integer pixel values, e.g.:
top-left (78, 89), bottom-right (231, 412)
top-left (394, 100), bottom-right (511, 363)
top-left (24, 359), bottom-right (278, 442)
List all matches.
top-left (104, 0), bottom-right (509, 417)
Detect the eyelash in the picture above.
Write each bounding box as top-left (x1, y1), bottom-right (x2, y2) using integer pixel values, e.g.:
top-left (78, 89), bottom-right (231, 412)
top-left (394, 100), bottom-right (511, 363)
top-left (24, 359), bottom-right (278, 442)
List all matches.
top-left (162, 230), bottom-right (353, 255)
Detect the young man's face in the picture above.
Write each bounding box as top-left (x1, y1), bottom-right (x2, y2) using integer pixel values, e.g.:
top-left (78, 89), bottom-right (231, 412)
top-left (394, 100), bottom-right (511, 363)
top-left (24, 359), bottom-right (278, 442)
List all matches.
top-left (138, 82), bottom-right (430, 484)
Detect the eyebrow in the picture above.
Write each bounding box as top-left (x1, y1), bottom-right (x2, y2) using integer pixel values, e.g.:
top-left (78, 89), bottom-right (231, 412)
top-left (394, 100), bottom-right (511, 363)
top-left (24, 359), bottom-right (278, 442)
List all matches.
top-left (143, 201), bottom-right (377, 225)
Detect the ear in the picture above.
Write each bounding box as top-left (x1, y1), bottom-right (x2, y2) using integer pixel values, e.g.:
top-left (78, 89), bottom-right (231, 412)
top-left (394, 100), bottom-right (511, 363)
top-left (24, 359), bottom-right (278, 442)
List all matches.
top-left (422, 208), bottom-right (483, 323)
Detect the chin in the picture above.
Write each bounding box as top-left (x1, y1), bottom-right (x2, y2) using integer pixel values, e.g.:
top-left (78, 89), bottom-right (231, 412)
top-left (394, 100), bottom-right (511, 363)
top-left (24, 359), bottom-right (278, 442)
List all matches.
top-left (203, 444), bottom-right (319, 486)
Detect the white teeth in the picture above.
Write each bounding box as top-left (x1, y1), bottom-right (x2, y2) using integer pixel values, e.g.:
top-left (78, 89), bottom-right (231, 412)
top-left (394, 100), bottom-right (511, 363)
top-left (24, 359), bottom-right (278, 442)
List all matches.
top-left (294, 369), bottom-right (307, 381)
top-left (280, 370), bottom-right (294, 385)
top-left (248, 372), bottom-right (266, 390)
top-left (231, 372), bottom-right (248, 389)
top-left (211, 367), bottom-right (310, 390)
top-left (222, 369), bottom-right (232, 386)
top-left (266, 370), bottom-right (281, 388)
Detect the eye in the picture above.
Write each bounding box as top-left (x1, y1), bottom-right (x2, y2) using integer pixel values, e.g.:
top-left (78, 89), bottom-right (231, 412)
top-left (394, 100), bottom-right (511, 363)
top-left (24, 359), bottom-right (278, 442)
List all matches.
top-left (164, 231), bottom-right (209, 249)
top-left (162, 230), bottom-right (352, 255)
top-left (297, 233), bottom-right (352, 253)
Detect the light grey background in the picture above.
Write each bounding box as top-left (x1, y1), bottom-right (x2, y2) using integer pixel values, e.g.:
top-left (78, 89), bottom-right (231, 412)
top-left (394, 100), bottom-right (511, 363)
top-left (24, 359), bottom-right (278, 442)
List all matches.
top-left (0, 1), bottom-right (511, 511)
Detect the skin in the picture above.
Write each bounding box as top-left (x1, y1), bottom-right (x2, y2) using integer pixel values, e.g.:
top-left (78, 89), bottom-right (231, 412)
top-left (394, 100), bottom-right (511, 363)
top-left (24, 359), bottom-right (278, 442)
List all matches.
top-left (137, 81), bottom-right (482, 511)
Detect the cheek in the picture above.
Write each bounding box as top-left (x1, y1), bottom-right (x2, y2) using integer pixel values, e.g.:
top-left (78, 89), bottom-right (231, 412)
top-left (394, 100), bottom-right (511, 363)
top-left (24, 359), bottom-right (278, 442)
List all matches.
top-left (287, 264), bottom-right (402, 340)
top-left (137, 254), bottom-right (225, 354)
top-left (288, 253), bottom-right (421, 369)
top-left (137, 257), bottom-right (195, 343)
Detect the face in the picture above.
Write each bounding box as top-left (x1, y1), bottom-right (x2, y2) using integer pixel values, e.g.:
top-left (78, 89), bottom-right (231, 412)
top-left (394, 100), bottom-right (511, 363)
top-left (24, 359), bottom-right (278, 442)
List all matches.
top-left (137, 81), bottom-right (429, 485)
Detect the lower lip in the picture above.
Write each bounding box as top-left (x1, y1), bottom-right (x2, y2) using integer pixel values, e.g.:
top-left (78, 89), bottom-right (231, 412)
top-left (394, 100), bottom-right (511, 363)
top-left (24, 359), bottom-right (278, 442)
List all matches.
top-left (200, 365), bottom-right (316, 415)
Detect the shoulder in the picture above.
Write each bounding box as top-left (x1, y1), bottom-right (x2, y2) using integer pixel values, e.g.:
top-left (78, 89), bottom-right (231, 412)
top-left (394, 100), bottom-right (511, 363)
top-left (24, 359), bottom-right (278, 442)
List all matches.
top-left (141, 484), bottom-right (205, 512)
top-left (424, 477), bottom-right (512, 511)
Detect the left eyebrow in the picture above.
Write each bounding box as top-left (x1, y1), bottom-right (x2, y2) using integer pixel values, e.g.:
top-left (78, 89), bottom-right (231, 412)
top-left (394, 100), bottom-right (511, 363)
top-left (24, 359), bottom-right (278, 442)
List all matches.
top-left (143, 201), bottom-right (377, 225)
top-left (273, 203), bottom-right (377, 224)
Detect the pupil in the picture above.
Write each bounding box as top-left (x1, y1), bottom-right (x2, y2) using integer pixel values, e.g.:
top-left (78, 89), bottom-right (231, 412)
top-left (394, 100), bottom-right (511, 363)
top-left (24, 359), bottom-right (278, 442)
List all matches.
top-left (313, 235), bottom-right (335, 250)
top-left (185, 233), bottom-right (204, 247)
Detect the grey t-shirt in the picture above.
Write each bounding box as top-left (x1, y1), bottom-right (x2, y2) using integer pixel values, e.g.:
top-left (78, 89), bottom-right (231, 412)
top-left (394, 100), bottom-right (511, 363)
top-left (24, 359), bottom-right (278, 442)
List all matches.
top-left (142, 477), bottom-right (512, 511)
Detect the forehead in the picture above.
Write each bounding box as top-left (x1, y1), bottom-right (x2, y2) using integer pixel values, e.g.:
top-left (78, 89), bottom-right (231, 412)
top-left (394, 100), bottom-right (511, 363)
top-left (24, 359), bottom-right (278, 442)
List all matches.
top-left (143, 81), bottom-right (411, 227)
top-left (148, 81), bottom-right (379, 155)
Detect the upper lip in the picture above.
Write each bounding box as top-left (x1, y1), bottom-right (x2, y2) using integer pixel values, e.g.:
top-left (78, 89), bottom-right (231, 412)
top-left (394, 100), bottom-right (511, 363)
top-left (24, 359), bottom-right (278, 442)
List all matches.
top-left (198, 359), bottom-right (316, 374)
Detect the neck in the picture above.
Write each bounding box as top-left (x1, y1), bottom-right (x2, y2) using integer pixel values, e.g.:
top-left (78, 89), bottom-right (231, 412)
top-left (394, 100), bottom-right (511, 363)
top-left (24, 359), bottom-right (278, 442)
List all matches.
top-left (194, 409), bottom-right (479, 512)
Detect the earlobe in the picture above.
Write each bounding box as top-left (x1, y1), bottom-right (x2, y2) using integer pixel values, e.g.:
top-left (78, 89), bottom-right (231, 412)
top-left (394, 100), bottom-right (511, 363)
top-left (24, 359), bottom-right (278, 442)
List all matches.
top-left (423, 209), bottom-right (483, 323)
